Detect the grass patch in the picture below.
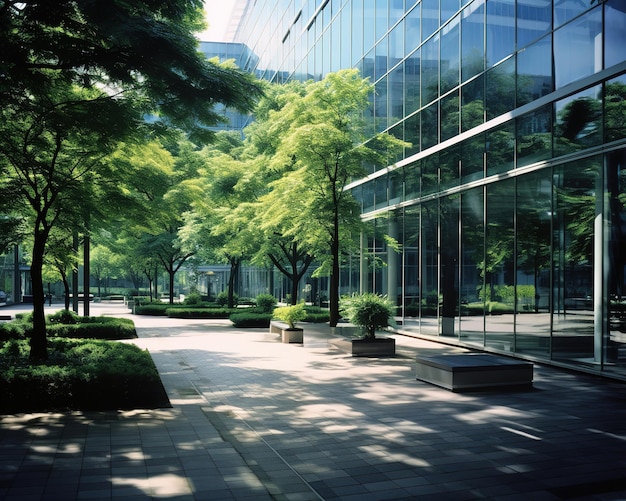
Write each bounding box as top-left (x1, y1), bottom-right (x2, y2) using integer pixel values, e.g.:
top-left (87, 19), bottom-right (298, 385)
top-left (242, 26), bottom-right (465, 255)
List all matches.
top-left (0, 338), bottom-right (170, 413)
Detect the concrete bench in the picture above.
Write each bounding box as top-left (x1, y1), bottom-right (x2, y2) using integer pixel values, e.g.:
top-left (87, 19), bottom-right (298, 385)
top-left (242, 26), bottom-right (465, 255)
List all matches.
top-left (270, 320), bottom-right (303, 343)
top-left (416, 353), bottom-right (533, 391)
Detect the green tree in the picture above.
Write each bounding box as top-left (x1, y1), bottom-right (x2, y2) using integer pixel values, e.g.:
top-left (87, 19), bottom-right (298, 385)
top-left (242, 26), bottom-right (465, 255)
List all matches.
top-left (260, 70), bottom-right (406, 326)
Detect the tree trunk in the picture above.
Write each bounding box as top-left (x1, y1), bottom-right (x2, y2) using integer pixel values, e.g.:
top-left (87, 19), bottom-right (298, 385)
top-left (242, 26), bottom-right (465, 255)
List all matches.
top-left (329, 215), bottom-right (341, 327)
top-left (29, 231), bottom-right (48, 361)
top-left (168, 266), bottom-right (175, 304)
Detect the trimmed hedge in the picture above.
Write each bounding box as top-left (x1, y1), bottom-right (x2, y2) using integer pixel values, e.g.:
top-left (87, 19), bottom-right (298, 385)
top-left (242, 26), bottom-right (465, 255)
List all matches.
top-left (134, 304), bottom-right (169, 316)
top-left (230, 312), bottom-right (273, 328)
top-left (47, 318), bottom-right (137, 340)
top-left (0, 338), bottom-right (170, 413)
top-left (165, 308), bottom-right (237, 319)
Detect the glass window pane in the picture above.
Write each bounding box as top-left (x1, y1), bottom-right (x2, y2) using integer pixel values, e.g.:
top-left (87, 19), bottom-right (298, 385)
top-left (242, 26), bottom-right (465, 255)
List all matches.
top-left (461, 0), bottom-right (485, 82)
top-left (486, 57), bottom-right (515, 120)
top-left (440, 90), bottom-right (460, 141)
top-left (605, 75), bottom-right (626, 143)
top-left (552, 158), bottom-right (600, 362)
top-left (554, 85), bottom-right (602, 157)
top-left (485, 179), bottom-right (515, 349)
top-left (517, 104), bottom-right (553, 168)
top-left (405, 4), bottom-right (421, 54)
top-left (517, 35), bottom-right (553, 106)
top-left (440, 15), bottom-right (460, 94)
top-left (389, 19), bottom-right (404, 64)
top-left (405, 51), bottom-right (420, 115)
top-left (442, 0), bottom-right (460, 23)
top-left (554, 0), bottom-right (591, 29)
top-left (421, 102), bottom-right (439, 149)
top-left (421, 199), bottom-right (440, 334)
top-left (461, 134), bottom-right (484, 183)
top-left (376, 0), bottom-right (389, 41)
top-left (422, 154), bottom-right (439, 196)
top-left (605, 0), bottom-right (626, 69)
top-left (461, 74), bottom-right (484, 131)
top-left (486, 0), bottom-right (515, 67)
top-left (389, 64), bottom-right (405, 124)
top-left (364, 0), bottom-right (376, 51)
top-left (554, 8), bottom-right (602, 90)
top-left (422, 0), bottom-right (440, 40)
top-left (440, 144), bottom-right (460, 191)
top-left (421, 35), bottom-right (440, 105)
top-left (460, 187), bottom-right (484, 346)
top-left (352, 0), bottom-right (364, 66)
top-left (516, 171), bottom-right (551, 356)
top-left (440, 194), bottom-right (460, 337)
top-left (375, 76), bottom-right (388, 132)
top-left (607, 148), bottom-right (626, 375)
top-left (405, 112), bottom-right (420, 155)
top-left (375, 35), bottom-right (388, 80)
top-left (487, 122), bottom-right (514, 176)
top-left (517, 0), bottom-right (551, 49)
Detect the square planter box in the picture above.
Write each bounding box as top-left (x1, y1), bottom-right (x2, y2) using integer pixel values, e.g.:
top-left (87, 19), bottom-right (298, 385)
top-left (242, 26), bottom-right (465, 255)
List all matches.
top-left (330, 337), bottom-right (396, 357)
top-left (281, 327), bottom-right (303, 344)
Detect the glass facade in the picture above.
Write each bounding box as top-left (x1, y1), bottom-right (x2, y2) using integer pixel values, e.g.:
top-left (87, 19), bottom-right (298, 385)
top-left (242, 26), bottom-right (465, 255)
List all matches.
top-left (226, 0), bottom-right (626, 378)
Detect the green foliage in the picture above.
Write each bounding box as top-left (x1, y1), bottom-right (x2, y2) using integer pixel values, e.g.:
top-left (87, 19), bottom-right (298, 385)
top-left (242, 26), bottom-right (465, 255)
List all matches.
top-left (0, 338), bottom-right (168, 413)
top-left (255, 293), bottom-right (277, 313)
top-left (48, 309), bottom-right (80, 325)
top-left (134, 304), bottom-right (170, 316)
top-left (273, 303), bottom-right (306, 329)
top-left (183, 291), bottom-right (204, 306)
top-left (340, 293), bottom-right (394, 339)
top-left (229, 312), bottom-right (273, 328)
top-left (165, 308), bottom-right (236, 319)
top-left (47, 319), bottom-right (137, 340)
top-left (216, 291), bottom-right (238, 306)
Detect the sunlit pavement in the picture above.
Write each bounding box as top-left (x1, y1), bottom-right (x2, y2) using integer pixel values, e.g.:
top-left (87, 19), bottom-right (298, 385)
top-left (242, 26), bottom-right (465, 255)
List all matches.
top-left (1, 302), bottom-right (626, 500)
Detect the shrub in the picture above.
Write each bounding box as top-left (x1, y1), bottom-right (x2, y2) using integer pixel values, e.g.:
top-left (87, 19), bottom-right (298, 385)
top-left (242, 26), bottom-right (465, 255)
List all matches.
top-left (165, 308), bottom-right (236, 319)
top-left (48, 309), bottom-right (80, 324)
top-left (216, 291), bottom-right (238, 306)
top-left (230, 312), bottom-right (272, 328)
top-left (0, 321), bottom-right (29, 341)
top-left (340, 293), bottom-right (394, 339)
top-left (255, 293), bottom-right (277, 313)
top-left (47, 318), bottom-right (137, 340)
top-left (134, 304), bottom-right (169, 316)
top-left (273, 303), bottom-right (306, 329)
top-left (0, 338), bottom-right (169, 413)
top-left (183, 291), bottom-right (203, 306)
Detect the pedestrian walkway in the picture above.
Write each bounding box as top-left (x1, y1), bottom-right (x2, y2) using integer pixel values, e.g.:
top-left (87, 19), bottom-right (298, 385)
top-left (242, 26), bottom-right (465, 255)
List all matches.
top-left (1, 302), bottom-right (626, 500)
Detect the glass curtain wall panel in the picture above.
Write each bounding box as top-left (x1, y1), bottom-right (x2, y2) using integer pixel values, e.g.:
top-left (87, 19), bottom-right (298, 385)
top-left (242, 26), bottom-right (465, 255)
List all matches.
top-left (605, 75), bottom-right (626, 143)
top-left (485, 179), bottom-right (515, 350)
top-left (486, 0), bottom-right (515, 68)
top-left (402, 206), bottom-right (421, 325)
top-left (553, 6), bottom-right (602, 90)
top-left (517, 0), bottom-right (551, 50)
top-left (460, 187), bottom-right (485, 346)
top-left (421, 199), bottom-right (440, 335)
top-left (605, 0), bottom-right (626, 69)
top-left (516, 104), bottom-right (553, 168)
top-left (551, 157), bottom-right (599, 363)
top-left (553, 85), bottom-right (602, 158)
top-left (461, 0), bottom-right (484, 83)
top-left (606, 147), bottom-right (626, 377)
top-left (439, 194), bottom-right (461, 337)
top-left (486, 122), bottom-right (514, 176)
top-left (515, 170), bottom-right (551, 356)
top-left (517, 35), bottom-right (553, 106)
top-left (461, 74), bottom-right (485, 131)
top-left (485, 57), bottom-right (515, 120)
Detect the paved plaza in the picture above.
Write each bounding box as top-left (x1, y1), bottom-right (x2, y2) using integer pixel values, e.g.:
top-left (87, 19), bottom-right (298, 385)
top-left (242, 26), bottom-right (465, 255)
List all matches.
top-left (1, 302), bottom-right (625, 500)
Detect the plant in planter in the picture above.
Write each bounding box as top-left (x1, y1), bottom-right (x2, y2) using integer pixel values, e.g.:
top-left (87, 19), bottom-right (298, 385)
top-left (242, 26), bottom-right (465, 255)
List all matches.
top-left (272, 302), bottom-right (306, 343)
top-left (337, 293), bottom-right (396, 356)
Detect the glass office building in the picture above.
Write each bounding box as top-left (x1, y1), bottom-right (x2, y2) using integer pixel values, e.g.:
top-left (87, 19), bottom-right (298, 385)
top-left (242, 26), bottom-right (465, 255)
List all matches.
top-left (223, 0), bottom-right (626, 378)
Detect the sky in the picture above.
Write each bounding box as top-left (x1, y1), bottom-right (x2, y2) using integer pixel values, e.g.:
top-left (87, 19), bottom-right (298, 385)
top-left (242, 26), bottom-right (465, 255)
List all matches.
top-left (198, 0), bottom-right (237, 41)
